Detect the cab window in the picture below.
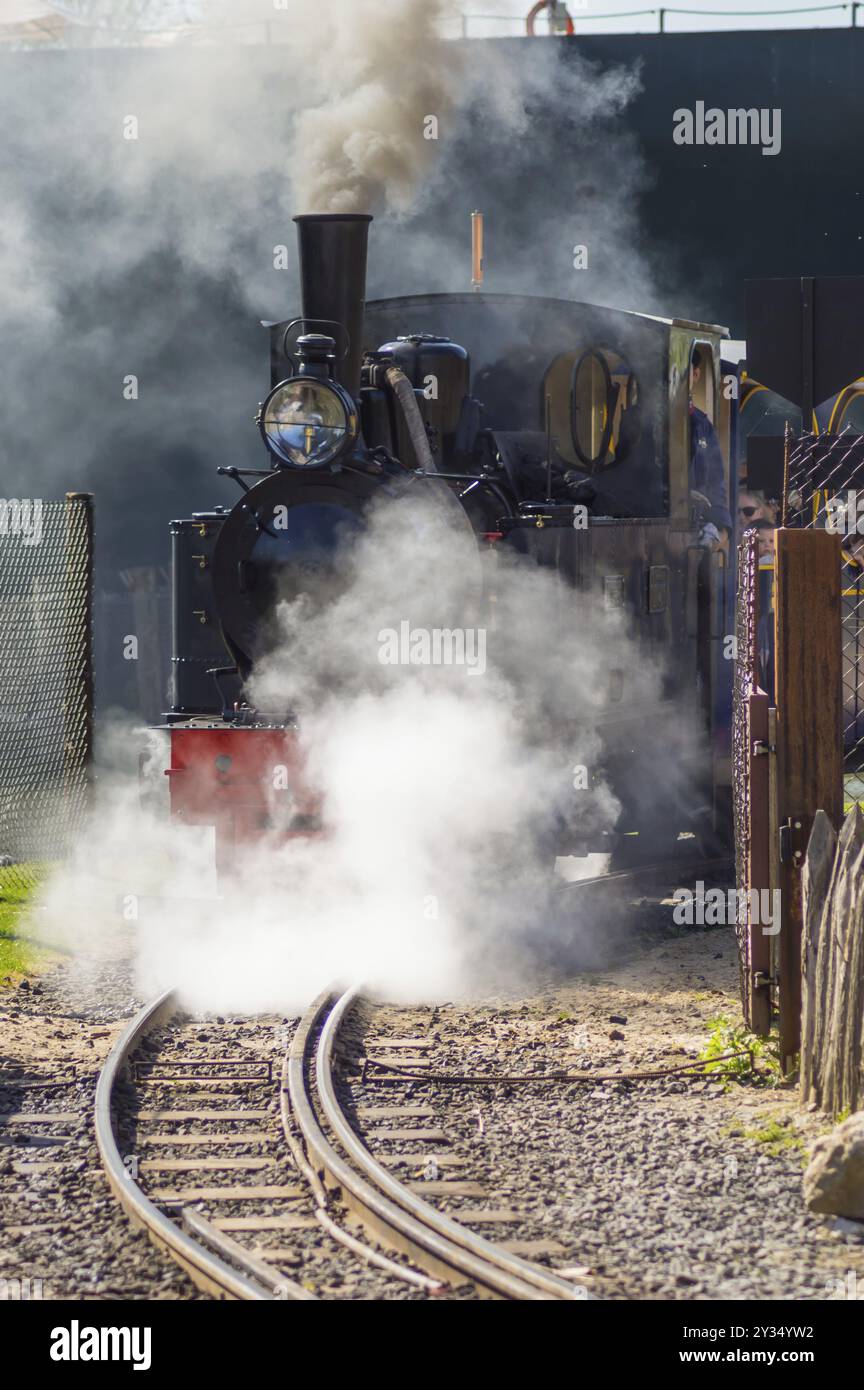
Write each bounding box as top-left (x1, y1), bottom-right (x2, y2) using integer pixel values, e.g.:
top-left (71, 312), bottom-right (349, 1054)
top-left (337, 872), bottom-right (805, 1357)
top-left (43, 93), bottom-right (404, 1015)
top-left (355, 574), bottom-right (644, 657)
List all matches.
top-left (690, 342), bottom-right (716, 421)
top-left (543, 346), bottom-right (641, 472)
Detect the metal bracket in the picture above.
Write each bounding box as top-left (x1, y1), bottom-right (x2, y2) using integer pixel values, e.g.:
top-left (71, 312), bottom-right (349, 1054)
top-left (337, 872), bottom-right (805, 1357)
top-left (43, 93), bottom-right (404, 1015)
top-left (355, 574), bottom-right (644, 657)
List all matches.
top-left (779, 815), bottom-right (806, 866)
top-left (753, 971), bottom-right (779, 988)
top-left (752, 740), bottom-right (776, 756)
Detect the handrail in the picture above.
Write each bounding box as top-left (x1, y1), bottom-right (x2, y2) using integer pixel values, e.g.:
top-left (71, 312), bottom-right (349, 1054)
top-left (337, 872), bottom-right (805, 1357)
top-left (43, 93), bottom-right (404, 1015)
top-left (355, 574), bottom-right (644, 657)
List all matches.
top-left (460, 3), bottom-right (862, 32)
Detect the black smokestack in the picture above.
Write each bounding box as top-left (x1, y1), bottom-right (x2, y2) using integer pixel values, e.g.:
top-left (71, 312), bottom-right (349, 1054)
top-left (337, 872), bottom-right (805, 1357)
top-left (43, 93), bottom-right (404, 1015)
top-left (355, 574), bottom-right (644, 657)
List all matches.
top-left (293, 213), bottom-right (373, 400)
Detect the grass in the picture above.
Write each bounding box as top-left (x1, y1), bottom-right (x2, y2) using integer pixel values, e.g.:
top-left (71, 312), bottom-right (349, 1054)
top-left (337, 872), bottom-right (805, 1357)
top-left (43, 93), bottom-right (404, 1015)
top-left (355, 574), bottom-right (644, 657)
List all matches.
top-left (697, 1014), bottom-right (784, 1088)
top-left (738, 1116), bottom-right (806, 1160)
top-left (842, 775), bottom-right (864, 815)
top-left (0, 868), bottom-right (56, 982)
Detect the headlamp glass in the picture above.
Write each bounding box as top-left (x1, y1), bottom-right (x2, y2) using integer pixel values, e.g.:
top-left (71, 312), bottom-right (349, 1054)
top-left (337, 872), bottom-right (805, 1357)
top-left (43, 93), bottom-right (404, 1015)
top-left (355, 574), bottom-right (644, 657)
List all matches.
top-left (261, 379), bottom-right (353, 468)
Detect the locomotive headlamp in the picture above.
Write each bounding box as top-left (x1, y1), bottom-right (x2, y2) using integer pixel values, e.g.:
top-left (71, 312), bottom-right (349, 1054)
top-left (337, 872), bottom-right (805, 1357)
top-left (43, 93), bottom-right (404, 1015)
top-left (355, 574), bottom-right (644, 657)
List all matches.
top-left (258, 377), bottom-right (357, 469)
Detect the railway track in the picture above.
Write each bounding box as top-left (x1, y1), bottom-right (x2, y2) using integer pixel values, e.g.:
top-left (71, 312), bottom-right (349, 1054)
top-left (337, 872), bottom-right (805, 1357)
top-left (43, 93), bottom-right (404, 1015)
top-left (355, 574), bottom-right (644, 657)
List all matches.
top-left (94, 854), bottom-right (732, 1300)
top-left (95, 992), bottom-right (583, 1298)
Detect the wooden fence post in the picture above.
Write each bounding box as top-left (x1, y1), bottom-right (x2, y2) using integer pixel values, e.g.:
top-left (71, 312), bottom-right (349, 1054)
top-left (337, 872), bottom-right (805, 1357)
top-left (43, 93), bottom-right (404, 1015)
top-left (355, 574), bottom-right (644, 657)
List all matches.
top-left (801, 806), bottom-right (864, 1113)
top-left (774, 528), bottom-right (843, 1071)
top-left (801, 809), bottom-right (838, 1105)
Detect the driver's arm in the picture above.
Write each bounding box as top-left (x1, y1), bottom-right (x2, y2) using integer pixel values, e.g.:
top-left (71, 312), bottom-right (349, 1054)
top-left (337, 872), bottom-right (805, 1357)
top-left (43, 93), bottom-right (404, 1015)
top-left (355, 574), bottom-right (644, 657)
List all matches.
top-left (701, 423), bottom-right (732, 534)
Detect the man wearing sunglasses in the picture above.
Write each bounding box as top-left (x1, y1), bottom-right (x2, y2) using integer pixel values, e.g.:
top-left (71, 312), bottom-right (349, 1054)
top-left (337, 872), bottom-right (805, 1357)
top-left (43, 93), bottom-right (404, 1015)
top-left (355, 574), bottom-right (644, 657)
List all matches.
top-left (690, 348), bottom-right (732, 550)
top-left (738, 490), bottom-right (767, 526)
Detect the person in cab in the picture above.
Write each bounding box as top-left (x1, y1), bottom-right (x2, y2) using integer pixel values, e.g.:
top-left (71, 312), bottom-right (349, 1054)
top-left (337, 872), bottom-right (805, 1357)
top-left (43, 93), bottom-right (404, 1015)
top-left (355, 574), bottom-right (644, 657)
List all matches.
top-left (689, 347), bottom-right (732, 548)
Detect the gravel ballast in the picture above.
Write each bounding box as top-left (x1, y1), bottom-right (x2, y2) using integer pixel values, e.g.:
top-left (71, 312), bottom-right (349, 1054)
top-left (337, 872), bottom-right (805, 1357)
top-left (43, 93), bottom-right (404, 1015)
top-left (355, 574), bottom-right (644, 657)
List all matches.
top-left (3, 922), bottom-right (862, 1301)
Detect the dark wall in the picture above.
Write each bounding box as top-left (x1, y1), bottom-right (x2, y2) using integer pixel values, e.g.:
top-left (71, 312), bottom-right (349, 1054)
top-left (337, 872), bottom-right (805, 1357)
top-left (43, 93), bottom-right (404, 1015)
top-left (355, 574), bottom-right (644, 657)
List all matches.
top-left (562, 28), bottom-right (864, 330)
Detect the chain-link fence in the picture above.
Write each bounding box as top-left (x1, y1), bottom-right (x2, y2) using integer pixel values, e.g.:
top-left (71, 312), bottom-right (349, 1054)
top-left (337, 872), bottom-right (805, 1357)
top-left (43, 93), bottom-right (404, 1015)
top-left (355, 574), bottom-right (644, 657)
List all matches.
top-left (733, 530), bottom-right (757, 922)
top-left (784, 429), bottom-right (864, 807)
top-left (732, 528), bottom-right (773, 1031)
top-left (732, 532), bottom-right (754, 1017)
top-left (0, 494), bottom-right (93, 898)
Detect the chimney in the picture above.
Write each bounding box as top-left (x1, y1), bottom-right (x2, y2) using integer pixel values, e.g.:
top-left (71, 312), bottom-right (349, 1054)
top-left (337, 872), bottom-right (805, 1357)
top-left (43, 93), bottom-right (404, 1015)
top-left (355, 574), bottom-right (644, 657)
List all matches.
top-left (293, 213), bottom-right (373, 401)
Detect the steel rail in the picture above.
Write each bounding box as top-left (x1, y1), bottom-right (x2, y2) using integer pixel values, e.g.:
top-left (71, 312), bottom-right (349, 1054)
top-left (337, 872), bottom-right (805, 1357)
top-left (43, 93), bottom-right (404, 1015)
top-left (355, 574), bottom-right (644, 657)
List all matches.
top-left (94, 990), bottom-right (306, 1301)
top-left (287, 989), bottom-right (585, 1300)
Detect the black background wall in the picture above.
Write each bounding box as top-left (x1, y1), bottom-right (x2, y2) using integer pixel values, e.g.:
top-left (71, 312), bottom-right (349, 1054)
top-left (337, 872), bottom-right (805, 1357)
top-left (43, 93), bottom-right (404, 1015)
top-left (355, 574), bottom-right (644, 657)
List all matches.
top-left (567, 28), bottom-right (863, 328)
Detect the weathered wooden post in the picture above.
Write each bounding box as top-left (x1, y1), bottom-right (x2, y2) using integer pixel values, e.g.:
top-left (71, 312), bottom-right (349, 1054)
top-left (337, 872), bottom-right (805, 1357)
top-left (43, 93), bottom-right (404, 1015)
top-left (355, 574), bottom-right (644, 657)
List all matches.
top-left (802, 806), bottom-right (864, 1113)
top-left (801, 809), bottom-right (839, 1105)
top-left (774, 528), bottom-right (843, 1071)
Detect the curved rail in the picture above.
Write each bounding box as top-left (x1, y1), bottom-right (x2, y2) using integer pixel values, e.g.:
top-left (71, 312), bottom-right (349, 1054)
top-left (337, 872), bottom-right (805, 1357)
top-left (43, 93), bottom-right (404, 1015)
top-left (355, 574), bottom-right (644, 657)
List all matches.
top-left (287, 989), bottom-right (585, 1300)
top-left (94, 991), bottom-right (307, 1301)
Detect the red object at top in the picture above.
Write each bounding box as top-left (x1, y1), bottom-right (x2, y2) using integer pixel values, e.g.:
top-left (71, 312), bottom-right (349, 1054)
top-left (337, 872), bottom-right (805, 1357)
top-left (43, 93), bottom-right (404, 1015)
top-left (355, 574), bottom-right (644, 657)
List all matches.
top-left (526, 2), bottom-right (575, 36)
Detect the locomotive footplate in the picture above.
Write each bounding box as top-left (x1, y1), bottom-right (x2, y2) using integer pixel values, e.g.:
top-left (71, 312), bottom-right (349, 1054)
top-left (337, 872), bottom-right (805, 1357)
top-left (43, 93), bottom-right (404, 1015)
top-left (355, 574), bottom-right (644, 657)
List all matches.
top-left (164, 721), bottom-right (323, 874)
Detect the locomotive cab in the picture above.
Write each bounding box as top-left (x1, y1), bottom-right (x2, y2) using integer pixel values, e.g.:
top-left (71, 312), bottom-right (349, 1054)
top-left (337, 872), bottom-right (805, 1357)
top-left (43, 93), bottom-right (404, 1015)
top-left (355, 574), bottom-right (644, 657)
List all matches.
top-left (357, 292), bottom-right (734, 850)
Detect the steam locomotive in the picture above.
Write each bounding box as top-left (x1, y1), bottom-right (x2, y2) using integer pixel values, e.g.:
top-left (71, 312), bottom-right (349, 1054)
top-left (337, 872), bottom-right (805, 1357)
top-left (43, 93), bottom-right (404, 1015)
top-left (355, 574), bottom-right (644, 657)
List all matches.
top-left (164, 213), bottom-right (737, 870)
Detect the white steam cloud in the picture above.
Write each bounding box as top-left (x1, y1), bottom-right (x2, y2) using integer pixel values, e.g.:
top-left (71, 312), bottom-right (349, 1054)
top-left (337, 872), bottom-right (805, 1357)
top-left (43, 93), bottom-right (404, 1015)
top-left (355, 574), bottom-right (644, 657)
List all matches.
top-left (33, 492), bottom-right (668, 1013)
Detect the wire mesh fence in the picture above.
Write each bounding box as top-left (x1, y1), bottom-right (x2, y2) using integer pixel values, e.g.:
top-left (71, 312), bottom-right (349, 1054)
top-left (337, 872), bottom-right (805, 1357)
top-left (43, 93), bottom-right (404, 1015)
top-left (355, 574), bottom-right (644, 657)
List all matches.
top-left (784, 430), bottom-right (864, 808)
top-left (733, 528), bottom-right (767, 1027)
top-left (732, 532), bottom-right (754, 1012)
top-left (0, 494), bottom-right (93, 900)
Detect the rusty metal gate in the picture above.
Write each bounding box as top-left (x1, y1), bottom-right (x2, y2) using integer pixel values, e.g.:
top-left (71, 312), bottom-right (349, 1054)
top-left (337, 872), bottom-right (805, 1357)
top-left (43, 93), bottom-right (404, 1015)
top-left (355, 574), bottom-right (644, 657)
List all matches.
top-left (732, 432), bottom-right (847, 1063)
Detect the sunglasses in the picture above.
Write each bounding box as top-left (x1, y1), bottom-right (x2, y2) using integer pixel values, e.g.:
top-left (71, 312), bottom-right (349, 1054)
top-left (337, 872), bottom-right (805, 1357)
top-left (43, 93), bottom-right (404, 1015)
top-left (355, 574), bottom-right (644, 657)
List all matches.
top-left (739, 505), bottom-right (758, 517)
